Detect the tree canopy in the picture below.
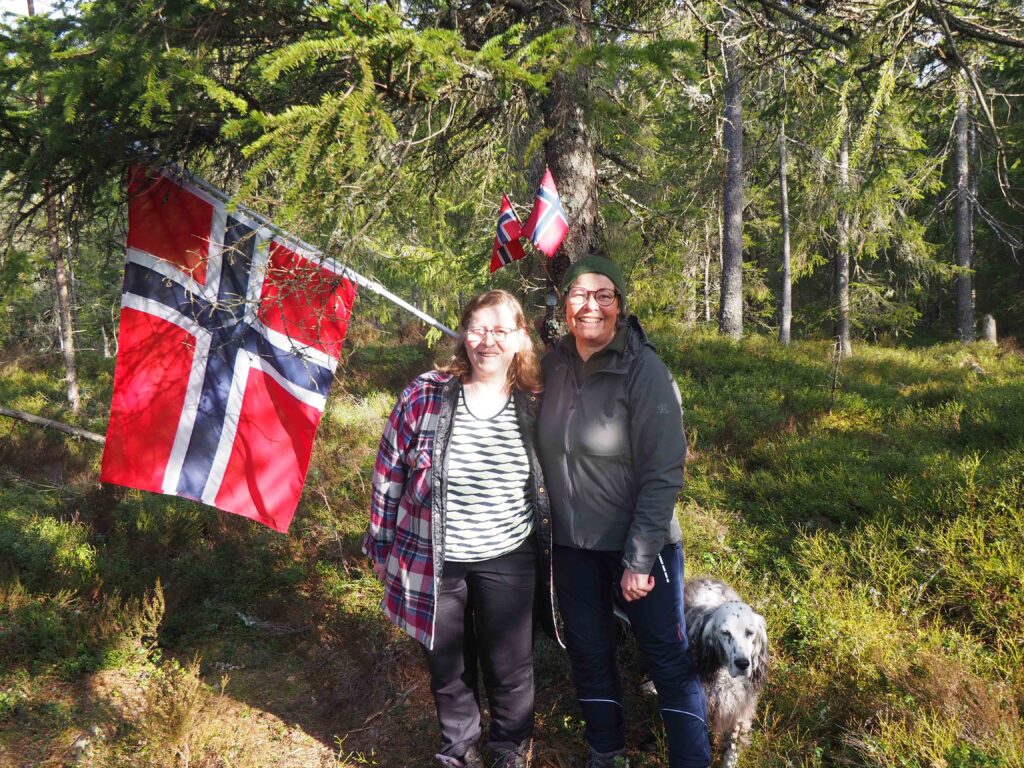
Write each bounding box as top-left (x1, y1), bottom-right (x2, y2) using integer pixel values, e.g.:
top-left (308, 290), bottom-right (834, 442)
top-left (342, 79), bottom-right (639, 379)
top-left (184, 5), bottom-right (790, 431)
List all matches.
top-left (1, 0), bottom-right (1022, 352)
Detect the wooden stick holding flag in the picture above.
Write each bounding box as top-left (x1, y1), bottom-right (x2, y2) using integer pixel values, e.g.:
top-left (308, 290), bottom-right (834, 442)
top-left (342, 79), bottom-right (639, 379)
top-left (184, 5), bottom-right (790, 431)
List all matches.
top-left (182, 171), bottom-right (456, 340)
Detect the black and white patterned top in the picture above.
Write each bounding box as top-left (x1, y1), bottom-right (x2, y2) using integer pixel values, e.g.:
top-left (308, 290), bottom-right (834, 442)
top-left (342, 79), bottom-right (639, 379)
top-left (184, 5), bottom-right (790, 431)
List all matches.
top-left (444, 392), bottom-right (535, 562)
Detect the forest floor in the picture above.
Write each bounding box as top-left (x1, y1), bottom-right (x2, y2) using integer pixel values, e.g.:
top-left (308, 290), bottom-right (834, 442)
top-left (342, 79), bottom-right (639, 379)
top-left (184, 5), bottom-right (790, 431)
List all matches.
top-left (2, 324), bottom-right (1023, 767)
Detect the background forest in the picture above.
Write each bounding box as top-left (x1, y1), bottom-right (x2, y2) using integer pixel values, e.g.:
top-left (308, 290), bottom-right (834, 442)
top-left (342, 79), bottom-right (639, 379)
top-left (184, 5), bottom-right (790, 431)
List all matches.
top-left (1, 0), bottom-right (1024, 766)
top-left (3, 0), bottom-right (1024, 363)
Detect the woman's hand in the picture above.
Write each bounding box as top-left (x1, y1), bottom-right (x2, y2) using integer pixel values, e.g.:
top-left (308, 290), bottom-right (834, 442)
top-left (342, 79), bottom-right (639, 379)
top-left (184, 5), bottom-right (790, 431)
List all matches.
top-left (620, 568), bottom-right (655, 601)
top-left (372, 561), bottom-right (386, 581)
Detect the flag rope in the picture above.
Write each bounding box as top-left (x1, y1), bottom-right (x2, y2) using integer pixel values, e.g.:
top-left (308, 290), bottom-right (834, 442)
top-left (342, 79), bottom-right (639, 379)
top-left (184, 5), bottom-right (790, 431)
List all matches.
top-left (164, 167), bottom-right (458, 339)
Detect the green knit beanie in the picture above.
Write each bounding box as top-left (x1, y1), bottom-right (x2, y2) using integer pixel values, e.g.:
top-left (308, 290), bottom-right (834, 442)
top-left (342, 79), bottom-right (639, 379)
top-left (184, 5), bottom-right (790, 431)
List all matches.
top-left (560, 254), bottom-right (628, 309)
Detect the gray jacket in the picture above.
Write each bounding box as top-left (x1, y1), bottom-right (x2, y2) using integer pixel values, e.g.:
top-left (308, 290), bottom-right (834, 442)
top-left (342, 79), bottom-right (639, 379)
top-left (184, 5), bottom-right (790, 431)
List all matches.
top-left (537, 316), bottom-right (685, 575)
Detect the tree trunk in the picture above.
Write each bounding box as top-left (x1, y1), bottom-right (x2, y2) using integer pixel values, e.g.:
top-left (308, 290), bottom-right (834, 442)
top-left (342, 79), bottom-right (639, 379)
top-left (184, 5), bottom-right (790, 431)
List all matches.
top-left (718, 6), bottom-right (744, 340)
top-left (47, 184), bottom-right (81, 412)
top-left (703, 219), bottom-right (712, 323)
top-left (778, 122), bottom-right (792, 345)
top-left (835, 130), bottom-right (852, 357)
top-left (541, 0), bottom-right (599, 287)
top-left (29, 0), bottom-right (80, 412)
top-left (954, 80), bottom-right (975, 342)
top-left (536, 0), bottom-right (599, 346)
top-left (683, 253), bottom-right (698, 325)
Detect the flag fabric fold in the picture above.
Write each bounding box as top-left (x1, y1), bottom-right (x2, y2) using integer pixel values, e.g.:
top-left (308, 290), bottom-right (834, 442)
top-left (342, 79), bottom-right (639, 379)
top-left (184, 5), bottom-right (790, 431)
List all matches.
top-left (100, 167), bottom-right (356, 533)
top-left (520, 166), bottom-right (569, 257)
top-left (490, 195), bottom-right (526, 273)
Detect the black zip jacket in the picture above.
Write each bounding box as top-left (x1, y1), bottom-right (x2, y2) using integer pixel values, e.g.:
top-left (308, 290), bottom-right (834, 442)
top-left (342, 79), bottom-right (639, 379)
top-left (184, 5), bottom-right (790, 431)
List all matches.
top-left (537, 316), bottom-right (685, 576)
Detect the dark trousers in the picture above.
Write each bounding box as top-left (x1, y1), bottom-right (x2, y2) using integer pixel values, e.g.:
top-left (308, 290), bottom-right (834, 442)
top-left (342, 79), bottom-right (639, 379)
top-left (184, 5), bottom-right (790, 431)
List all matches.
top-left (553, 543), bottom-right (711, 768)
top-left (422, 540), bottom-right (537, 757)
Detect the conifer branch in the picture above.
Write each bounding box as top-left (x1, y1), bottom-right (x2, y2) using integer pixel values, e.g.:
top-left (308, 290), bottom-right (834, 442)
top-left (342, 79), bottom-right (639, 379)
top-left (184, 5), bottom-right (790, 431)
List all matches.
top-left (747, 0), bottom-right (854, 46)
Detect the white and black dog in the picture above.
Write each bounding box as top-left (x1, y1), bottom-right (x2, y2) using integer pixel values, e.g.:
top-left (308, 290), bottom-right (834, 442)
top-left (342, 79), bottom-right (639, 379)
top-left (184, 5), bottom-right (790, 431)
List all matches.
top-left (617, 577), bottom-right (769, 767)
top-left (683, 577), bottom-right (769, 768)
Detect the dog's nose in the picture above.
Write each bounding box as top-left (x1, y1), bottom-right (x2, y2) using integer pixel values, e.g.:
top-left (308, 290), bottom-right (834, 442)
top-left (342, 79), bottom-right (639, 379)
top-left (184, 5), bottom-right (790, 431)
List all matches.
top-left (735, 657), bottom-right (750, 671)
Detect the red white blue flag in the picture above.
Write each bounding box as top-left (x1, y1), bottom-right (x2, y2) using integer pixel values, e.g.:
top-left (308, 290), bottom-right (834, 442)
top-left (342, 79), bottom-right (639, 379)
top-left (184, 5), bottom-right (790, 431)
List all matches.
top-left (521, 166), bottom-right (569, 258)
top-left (100, 167), bottom-right (356, 533)
top-left (490, 195), bottom-right (526, 273)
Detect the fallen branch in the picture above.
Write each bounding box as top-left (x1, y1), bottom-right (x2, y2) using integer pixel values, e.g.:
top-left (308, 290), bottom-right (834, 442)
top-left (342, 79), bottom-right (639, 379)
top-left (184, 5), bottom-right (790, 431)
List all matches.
top-left (235, 611), bottom-right (312, 636)
top-left (0, 407), bottom-right (106, 444)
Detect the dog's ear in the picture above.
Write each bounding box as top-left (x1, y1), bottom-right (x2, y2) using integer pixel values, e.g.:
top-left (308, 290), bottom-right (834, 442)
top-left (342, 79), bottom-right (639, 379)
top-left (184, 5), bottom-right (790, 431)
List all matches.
top-left (693, 612), bottom-right (722, 679)
top-left (685, 612), bottom-right (707, 673)
top-left (750, 612), bottom-right (769, 691)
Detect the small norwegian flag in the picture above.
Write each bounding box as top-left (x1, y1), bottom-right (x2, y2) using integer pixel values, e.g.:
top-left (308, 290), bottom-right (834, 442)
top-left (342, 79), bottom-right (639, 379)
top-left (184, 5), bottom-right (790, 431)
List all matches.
top-left (490, 195), bottom-right (526, 273)
top-left (100, 167), bottom-right (356, 532)
top-left (521, 166), bottom-right (569, 258)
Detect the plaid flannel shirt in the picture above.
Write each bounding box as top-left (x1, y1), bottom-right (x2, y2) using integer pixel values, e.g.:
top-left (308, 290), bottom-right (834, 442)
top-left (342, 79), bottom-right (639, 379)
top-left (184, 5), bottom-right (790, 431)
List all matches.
top-left (363, 370), bottom-right (561, 650)
top-left (362, 371), bottom-right (451, 648)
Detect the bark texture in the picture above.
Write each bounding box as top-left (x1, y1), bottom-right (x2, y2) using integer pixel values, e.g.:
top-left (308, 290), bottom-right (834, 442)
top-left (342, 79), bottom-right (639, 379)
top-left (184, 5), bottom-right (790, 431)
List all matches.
top-left (778, 123), bottom-right (792, 345)
top-left (684, 255), bottom-right (698, 325)
top-left (541, 0), bottom-right (600, 287)
top-left (30, 0), bottom-right (80, 412)
top-left (703, 219), bottom-right (713, 322)
top-left (48, 189), bottom-right (80, 412)
top-left (719, 8), bottom-right (744, 340)
top-left (835, 130), bottom-right (852, 357)
top-left (954, 82), bottom-right (975, 342)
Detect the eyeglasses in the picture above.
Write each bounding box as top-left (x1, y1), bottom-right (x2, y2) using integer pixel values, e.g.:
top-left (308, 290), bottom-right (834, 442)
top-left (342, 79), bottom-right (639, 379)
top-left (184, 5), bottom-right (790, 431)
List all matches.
top-left (566, 288), bottom-right (618, 307)
top-left (465, 326), bottom-right (517, 343)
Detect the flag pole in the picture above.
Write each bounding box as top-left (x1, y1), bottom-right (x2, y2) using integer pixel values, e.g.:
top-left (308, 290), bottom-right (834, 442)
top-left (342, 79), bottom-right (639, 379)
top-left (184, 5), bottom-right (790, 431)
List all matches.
top-left (161, 167), bottom-right (458, 339)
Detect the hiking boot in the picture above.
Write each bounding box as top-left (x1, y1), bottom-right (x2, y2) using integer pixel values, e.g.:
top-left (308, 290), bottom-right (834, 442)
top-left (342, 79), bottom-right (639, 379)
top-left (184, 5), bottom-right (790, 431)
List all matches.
top-left (436, 745), bottom-right (486, 768)
top-left (491, 740), bottom-right (532, 768)
top-left (584, 747), bottom-right (629, 768)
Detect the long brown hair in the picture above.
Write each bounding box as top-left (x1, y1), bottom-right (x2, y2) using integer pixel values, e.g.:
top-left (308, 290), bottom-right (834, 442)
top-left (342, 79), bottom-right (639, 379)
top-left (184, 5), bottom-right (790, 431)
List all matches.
top-left (438, 290), bottom-right (541, 391)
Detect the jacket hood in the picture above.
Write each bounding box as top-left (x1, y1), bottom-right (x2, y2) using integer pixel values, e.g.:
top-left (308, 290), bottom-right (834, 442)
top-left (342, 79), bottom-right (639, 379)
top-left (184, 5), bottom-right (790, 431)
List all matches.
top-left (623, 315), bottom-right (654, 352)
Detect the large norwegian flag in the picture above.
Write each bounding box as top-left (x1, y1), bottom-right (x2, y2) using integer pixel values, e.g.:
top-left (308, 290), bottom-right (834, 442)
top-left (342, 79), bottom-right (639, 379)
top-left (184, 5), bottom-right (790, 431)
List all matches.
top-left (520, 166), bottom-right (569, 258)
top-left (100, 167), bottom-right (356, 532)
top-left (490, 195), bottom-right (526, 273)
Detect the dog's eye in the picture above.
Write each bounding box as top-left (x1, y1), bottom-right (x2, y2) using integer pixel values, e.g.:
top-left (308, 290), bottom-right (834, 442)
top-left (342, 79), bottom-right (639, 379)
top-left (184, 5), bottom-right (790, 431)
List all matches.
top-left (745, 629), bottom-right (754, 638)
top-left (721, 629), bottom-right (732, 638)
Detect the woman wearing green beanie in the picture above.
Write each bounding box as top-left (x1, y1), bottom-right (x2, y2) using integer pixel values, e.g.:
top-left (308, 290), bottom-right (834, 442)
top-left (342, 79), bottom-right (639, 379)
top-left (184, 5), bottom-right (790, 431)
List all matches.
top-left (537, 254), bottom-right (710, 768)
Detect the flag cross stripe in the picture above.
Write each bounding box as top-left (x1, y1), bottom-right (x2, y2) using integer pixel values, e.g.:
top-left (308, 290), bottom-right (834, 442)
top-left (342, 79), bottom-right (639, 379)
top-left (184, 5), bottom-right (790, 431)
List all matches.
top-left (122, 209), bottom-right (337, 507)
top-left (529, 187), bottom-right (568, 244)
top-left (497, 211), bottom-right (520, 244)
top-left (490, 194), bottom-right (526, 272)
top-left (495, 211), bottom-right (522, 266)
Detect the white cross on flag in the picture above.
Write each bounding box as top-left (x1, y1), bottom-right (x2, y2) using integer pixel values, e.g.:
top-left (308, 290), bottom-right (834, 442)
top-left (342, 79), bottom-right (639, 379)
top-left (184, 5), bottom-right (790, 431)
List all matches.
top-left (100, 167), bottom-right (356, 532)
top-left (521, 166), bottom-right (569, 258)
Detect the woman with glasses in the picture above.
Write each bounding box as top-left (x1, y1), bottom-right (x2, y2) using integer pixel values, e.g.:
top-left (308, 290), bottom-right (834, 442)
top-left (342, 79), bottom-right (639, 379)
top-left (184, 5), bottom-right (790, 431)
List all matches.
top-left (537, 255), bottom-right (710, 768)
top-left (363, 290), bottom-right (555, 768)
